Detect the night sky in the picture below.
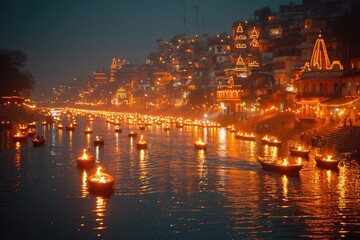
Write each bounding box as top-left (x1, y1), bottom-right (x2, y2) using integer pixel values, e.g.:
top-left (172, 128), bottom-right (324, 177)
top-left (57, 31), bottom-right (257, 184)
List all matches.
top-left (0, 0), bottom-right (300, 97)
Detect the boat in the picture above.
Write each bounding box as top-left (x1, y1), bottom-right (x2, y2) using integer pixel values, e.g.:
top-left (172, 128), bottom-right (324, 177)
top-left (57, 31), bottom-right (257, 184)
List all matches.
top-left (257, 156), bottom-right (303, 175)
top-left (128, 131), bottom-right (138, 138)
top-left (93, 135), bottom-right (104, 146)
top-left (27, 122), bottom-right (37, 129)
top-left (76, 148), bottom-right (95, 168)
top-left (235, 132), bottom-right (256, 141)
top-left (289, 146), bottom-right (310, 158)
top-left (115, 126), bottom-right (122, 133)
top-left (315, 154), bottom-right (340, 170)
top-left (27, 128), bottom-right (37, 136)
top-left (136, 135), bottom-right (148, 149)
top-left (57, 124), bottom-right (64, 130)
top-left (13, 132), bottom-right (27, 142)
top-left (32, 137), bottom-right (45, 147)
top-left (194, 138), bottom-right (207, 150)
top-left (176, 122), bottom-right (183, 128)
top-left (163, 125), bottom-right (170, 131)
top-left (139, 124), bottom-right (145, 130)
top-left (88, 166), bottom-right (115, 195)
top-left (261, 135), bottom-right (282, 147)
top-left (65, 124), bottom-right (76, 131)
top-left (229, 126), bottom-right (237, 133)
top-left (84, 127), bottom-right (93, 134)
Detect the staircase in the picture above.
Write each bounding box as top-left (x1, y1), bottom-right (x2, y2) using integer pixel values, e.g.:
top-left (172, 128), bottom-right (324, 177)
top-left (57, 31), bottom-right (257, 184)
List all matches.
top-left (314, 124), bottom-right (360, 153)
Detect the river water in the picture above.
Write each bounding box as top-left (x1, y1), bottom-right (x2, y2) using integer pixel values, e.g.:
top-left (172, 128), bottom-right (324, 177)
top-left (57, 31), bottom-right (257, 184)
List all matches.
top-left (0, 112), bottom-right (359, 239)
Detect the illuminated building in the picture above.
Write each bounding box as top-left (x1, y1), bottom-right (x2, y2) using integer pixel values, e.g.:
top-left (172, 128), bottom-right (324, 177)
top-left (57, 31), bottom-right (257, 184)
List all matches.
top-left (296, 34), bottom-right (346, 121)
top-left (109, 58), bottom-right (117, 82)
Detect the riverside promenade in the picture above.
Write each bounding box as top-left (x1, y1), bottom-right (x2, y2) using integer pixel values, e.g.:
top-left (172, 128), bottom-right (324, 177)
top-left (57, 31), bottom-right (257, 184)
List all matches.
top-left (233, 111), bottom-right (360, 154)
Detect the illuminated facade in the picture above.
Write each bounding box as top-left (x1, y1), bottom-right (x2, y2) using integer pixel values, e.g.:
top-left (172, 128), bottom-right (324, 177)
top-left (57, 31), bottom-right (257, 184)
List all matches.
top-left (296, 34), bottom-right (345, 119)
top-left (216, 76), bottom-right (244, 115)
top-left (109, 58), bottom-right (117, 83)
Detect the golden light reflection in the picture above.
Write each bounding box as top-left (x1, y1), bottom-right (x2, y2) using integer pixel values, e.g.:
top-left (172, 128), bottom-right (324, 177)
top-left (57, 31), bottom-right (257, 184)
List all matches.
top-left (95, 146), bottom-right (100, 163)
top-left (248, 141), bottom-right (256, 157)
top-left (263, 145), bottom-right (278, 159)
top-left (15, 141), bottom-right (21, 169)
top-left (69, 130), bottom-right (73, 148)
top-left (337, 167), bottom-right (346, 210)
top-left (115, 133), bottom-right (120, 153)
top-left (92, 196), bottom-right (107, 236)
top-left (281, 175), bottom-right (289, 201)
top-left (86, 133), bottom-right (91, 147)
top-left (197, 149), bottom-right (206, 181)
top-left (81, 170), bottom-right (89, 198)
top-left (217, 128), bottom-right (227, 158)
top-left (139, 149), bottom-right (150, 193)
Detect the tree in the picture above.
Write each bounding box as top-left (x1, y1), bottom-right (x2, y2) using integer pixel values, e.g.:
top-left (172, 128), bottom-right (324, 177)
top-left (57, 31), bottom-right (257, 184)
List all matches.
top-left (0, 49), bottom-right (35, 97)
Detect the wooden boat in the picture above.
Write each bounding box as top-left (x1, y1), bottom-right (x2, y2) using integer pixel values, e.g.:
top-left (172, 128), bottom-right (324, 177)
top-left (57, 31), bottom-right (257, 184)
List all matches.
top-left (57, 124), bottom-right (64, 130)
top-left (289, 146), bottom-right (310, 158)
top-left (235, 132), bottom-right (256, 141)
top-left (139, 124), bottom-right (145, 130)
top-left (257, 156), bottom-right (303, 175)
top-left (27, 122), bottom-right (37, 129)
top-left (114, 126), bottom-right (122, 133)
top-left (88, 166), bottom-right (114, 195)
top-left (136, 135), bottom-right (148, 149)
top-left (76, 148), bottom-right (95, 168)
top-left (27, 128), bottom-right (37, 136)
top-left (315, 154), bottom-right (340, 170)
top-left (84, 127), bottom-right (93, 134)
top-left (229, 126), bottom-right (237, 133)
top-left (13, 132), bottom-right (27, 142)
top-left (128, 131), bottom-right (138, 138)
top-left (261, 135), bottom-right (282, 147)
top-left (93, 135), bottom-right (104, 146)
top-left (32, 137), bottom-right (45, 147)
top-left (65, 124), bottom-right (76, 131)
top-left (176, 122), bottom-right (183, 128)
top-left (194, 138), bottom-right (207, 150)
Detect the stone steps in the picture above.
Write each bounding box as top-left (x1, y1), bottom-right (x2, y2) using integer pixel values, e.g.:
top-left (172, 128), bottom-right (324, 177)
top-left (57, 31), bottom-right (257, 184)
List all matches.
top-left (314, 124), bottom-right (360, 152)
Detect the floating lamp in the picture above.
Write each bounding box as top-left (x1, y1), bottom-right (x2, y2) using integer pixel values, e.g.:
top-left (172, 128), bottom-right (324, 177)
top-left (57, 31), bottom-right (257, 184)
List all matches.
top-left (88, 166), bottom-right (114, 195)
top-left (77, 148), bottom-right (95, 168)
top-left (194, 138), bottom-right (208, 150)
top-left (136, 135), bottom-right (148, 149)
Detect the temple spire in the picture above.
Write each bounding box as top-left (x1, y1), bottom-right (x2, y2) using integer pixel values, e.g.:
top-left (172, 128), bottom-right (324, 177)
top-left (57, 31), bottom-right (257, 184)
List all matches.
top-left (309, 34), bottom-right (331, 70)
top-left (109, 58), bottom-right (117, 82)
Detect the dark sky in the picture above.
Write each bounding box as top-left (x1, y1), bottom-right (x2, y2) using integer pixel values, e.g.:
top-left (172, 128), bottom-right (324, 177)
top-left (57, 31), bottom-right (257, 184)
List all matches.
top-left (0, 0), bottom-right (300, 97)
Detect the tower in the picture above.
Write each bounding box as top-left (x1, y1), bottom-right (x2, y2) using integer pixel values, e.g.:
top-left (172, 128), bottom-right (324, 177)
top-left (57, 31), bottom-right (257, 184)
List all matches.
top-left (110, 58), bottom-right (117, 83)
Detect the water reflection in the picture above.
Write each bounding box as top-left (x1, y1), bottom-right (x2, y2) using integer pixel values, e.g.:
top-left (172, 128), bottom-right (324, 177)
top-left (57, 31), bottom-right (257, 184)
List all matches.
top-left (92, 196), bottom-right (107, 237)
top-left (196, 149), bottom-right (207, 184)
top-left (81, 170), bottom-right (88, 198)
top-left (1, 115), bottom-right (359, 239)
top-left (69, 130), bottom-right (73, 148)
top-left (281, 175), bottom-right (288, 201)
top-left (217, 128), bottom-right (227, 158)
top-left (14, 141), bottom-right (21, 169)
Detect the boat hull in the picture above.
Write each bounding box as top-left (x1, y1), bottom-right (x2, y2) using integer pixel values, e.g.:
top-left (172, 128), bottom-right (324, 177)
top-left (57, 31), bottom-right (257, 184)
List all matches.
top-left (76, 158), bottom-right (95, 168)
top-left (32, 140), bottom-right (45, 147)
top-left (289, 147), bottom-right (310, 158)
top-left (257, 157), bottom-right (303, 175)
top-left (315, 156), bottom-right (339, 170)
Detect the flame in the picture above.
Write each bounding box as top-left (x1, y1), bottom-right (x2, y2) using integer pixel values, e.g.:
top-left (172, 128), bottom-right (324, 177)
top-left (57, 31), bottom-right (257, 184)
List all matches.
top-left (297, 146), bottom-right (302, 151)
top-left (96, 166), bottom-right (103, 177)
top-left (82, 149), bottom-right (88, 159)
top-left (326, 155), bottom-right (333, 161)
top-left (282, 158), bottom-right (288, 166)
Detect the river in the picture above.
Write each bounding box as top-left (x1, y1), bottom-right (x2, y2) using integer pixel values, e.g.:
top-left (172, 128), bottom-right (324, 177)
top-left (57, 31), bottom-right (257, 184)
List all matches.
top-left (0, 112), bottom-right (359, 239)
